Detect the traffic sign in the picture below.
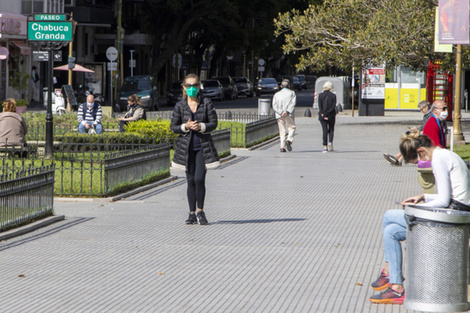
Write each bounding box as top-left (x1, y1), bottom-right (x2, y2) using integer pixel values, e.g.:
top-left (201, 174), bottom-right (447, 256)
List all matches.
top-left (106, 47), bottom-right (118, 61)
top-left (34, 14), bottom-right (67, 21)
top-left (33, 51), bottom-right (49, 61)
top-left (108, 62), bottom-right (117, 71)
top-left (0, 47), bottom-right (9, 60)
top-left (28, 21), bottom-right (73, 41)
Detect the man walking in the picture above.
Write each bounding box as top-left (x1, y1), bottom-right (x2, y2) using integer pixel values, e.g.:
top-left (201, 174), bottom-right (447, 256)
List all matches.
top-left (272, 79), bottom-right (296, 152)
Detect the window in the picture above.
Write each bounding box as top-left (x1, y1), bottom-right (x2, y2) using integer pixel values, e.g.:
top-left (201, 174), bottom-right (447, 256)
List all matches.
top-left (22, 0), bottom-right (43, 15)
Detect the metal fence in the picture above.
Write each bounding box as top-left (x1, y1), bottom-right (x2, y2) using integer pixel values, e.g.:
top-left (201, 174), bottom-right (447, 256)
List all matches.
top-left (211, 129), bottom-right (231, 157)
top-left (105, 143), bottom-right (170, 194)
top-left (0, 164), bottom-right (55, 231)
top-left (1, 141), bottom-right (171, 198)
top-left (147, 111), bottom-right (275, 123)
top-left (245, 118), bottom-right (279, 147)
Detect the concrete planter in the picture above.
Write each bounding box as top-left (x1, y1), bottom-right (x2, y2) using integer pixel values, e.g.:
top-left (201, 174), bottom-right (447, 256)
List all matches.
top-left (417, 167), bottom-right (435, 193)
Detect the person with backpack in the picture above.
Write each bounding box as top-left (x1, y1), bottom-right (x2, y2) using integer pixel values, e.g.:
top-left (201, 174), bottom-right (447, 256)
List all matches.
top-left (118, 94), bottom-right (146, 132)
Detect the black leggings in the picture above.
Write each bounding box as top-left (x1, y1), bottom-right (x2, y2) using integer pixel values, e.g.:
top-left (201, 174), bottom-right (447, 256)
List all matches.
top-left (320, 116), bottom-right (336, 146)
top-left (186, 149), bottom-right (206, 212)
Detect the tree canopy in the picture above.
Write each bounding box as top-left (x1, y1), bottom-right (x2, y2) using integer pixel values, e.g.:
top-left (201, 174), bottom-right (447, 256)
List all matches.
top-left (273, 0), bottom-right (464, 72)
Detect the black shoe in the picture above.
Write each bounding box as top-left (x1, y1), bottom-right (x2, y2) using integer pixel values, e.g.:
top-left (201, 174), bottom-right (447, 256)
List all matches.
top-left (383, 153), bottom-right (401, 166)
top-left (185, 212), bottom-right (197, 224)
top-left (197, 211), bottom-right (208, 225)
top-left (280, 148), bottom-right (287, 153)
top-left (286, 140), bottom-right (292, 151)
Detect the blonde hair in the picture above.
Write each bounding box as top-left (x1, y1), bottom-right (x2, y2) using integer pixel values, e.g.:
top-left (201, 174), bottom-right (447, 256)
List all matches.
top-left (181, 73), bottom-right (200, 100)
top-left (399, 129), bottom-right (433, 163)
top-left (3, 98), bottom-right (16, 113)
top-left (323, 81), bottom-right (333, 91)
top-left (128, 94), bottom-right (143, 106)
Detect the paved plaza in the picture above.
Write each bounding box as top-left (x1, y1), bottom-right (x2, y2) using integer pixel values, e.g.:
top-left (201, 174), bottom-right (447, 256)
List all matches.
top-left (1, 112), bottom-right (469, 312)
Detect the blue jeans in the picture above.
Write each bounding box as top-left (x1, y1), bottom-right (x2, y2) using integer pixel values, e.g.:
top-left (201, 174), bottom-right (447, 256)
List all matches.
top-left (78, 123), bottom-right (103, 134)
top-left (382, 209), bottom-right (407, 284)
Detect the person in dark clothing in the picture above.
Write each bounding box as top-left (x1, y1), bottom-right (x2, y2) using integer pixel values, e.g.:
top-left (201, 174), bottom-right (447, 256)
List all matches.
top-left (170, 73), bottom-right (220, 225)
top-left (118, 94), bottom-right (146, 132)
top-left (318, 81), bottom-right (337, 153)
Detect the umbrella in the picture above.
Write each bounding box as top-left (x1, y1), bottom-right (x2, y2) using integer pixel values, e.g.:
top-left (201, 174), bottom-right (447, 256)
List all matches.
top-left (53, 64), bottom-right (95, 73)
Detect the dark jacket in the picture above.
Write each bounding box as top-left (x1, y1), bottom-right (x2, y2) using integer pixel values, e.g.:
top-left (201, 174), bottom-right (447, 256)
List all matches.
top-left (170, 97), bottom-right (220, 170)
top-left (318, 90), bottom-right (337, 120)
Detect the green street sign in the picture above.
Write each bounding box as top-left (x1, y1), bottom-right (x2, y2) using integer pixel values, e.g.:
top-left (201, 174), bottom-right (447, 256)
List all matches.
top-left (34, 14), bottom-right (67, 21)
top-left (28, 21), bottom-right (72, 41)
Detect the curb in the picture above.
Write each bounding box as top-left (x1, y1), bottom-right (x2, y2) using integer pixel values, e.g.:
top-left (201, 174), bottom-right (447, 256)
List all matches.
top-left (111, 176), bottom-right (178, 202)
top-left (248, 136), bottom-right (279, 151)
top-left (0, 215), bottom-right (65, 241)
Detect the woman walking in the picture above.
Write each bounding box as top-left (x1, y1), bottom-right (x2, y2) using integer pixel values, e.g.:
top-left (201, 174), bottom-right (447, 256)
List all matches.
top-left (369, 130), bottom-right (470, 304)
top-left (170, 74), bottom-right (220, 225)
top-left (318, 81), bottom-right (337, 153)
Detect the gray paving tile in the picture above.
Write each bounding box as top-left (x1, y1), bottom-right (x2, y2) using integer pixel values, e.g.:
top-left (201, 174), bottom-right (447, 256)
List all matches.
top-left (0, 113), bottom-right (461, 312)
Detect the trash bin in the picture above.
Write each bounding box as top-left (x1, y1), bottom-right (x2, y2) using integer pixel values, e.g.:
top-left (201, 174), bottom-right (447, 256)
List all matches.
top-left (258, 98), bottom-right (271, 116)
top-left (404, 205), bottom-right (470, 312)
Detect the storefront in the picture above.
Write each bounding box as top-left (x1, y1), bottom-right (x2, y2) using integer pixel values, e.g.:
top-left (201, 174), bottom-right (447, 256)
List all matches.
top-left (0, 12), bottom-right (30, 101)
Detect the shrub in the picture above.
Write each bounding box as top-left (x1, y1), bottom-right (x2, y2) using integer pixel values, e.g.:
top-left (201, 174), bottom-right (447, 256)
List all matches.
top-left (125, 119), bottom-right (177, 140)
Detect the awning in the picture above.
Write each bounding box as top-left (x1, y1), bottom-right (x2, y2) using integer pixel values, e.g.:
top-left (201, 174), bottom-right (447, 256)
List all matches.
top-left (11, 41), bottom-right (30, 55)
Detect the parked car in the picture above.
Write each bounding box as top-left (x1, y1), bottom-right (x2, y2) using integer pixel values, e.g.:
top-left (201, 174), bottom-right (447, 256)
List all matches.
top-left (119, 75), bottom-right (159, 111)
top-left (213, 76), bottom-right (238, 100)
top-left (233, 77), bottom-right (254, 97)
top-left (166, 80), bottom-right (183, 106)
top-left (278, 75), bottom-right (302, 91)
top-left (201, 79), bottom-right (224, 101)
top-left (295, 74), bottom-right (307, 89)
top-left (256, 77), bottom-right (279, 97)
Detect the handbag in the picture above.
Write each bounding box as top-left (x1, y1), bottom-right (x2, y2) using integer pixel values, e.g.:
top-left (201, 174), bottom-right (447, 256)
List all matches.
top-left (449, 199), bottom-right (470, 212)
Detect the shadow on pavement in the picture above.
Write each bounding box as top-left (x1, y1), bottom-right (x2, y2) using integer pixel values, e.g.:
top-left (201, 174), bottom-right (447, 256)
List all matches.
top-left (213, 218), bottom-right (307, 224)
top-left (0, 217), bottom-right (94, 251)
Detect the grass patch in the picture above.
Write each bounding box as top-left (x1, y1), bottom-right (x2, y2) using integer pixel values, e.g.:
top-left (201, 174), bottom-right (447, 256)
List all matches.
top-left (453, 143), bottom-right (470, 160)
top-left (218, 121), bottom-right (246, 147)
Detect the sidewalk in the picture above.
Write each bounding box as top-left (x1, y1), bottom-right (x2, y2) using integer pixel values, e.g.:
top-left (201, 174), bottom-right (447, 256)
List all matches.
top-left (0, 113), bottom-right (463, 312)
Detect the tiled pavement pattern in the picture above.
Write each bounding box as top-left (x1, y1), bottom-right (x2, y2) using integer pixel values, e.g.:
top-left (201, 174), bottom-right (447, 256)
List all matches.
top-left (1, 112), bottom-right (469, 313)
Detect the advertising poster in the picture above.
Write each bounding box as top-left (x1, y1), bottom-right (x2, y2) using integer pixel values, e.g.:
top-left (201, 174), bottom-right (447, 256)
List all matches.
top-left (361, 66), bottom-right (385, 99)
top-left (438, 0), bottom-right (469, 44)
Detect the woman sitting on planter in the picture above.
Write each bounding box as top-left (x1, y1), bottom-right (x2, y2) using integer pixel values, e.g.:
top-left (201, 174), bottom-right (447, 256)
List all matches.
top-left (117, 94), bottom-right (146, 132)
top-left (370, 129), bottom-right (470, 304)
top-left (0, 98), bottom-right (28, 147)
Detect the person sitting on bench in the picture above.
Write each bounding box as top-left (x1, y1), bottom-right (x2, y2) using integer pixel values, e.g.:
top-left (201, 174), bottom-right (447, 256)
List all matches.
top-left (118, 94), bottom-right (146, 132)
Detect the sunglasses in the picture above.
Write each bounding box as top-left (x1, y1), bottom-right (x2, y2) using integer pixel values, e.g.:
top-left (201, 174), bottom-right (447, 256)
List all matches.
top-left (184, 83), bottom-right (200, 88)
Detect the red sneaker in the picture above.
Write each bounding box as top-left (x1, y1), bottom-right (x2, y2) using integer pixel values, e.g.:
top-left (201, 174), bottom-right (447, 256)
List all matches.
top-left (370, 287), bottom-right (405, 304)
top-left (371, 269), bottom-right (390, 291)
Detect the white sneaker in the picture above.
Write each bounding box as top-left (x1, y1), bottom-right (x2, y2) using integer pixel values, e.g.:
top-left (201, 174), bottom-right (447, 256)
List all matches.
top-left (322, 147), bottom-right (328, 153)
top-left (328, 142), bottom-right (334, 152)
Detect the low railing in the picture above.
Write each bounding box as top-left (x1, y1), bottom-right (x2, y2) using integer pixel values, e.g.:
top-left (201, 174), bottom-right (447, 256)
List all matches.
top-left (147, 111), bottom-right (275, 123)
top-left (0, 164), bottom-right (55, 231)
top-left (1, 141), bottom-right (171, 198)
top-left (245, 117), bottom-right (279, 147)
top-left (211, 129), bottom-right (231, 158)
top-left (105, 144), bottom-right (171, 194)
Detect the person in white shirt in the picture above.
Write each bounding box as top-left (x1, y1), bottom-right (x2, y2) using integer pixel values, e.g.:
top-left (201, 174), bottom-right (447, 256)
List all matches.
top-left (272, 79), bottom-right (296, 152)
top-left (370, 129), bottom-right (470, 305)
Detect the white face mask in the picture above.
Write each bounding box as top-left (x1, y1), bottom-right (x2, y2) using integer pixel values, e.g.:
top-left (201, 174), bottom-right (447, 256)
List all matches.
top-left (87, 102), bottom-right (93, 108)
top-left (440, 110), bottom-right (448, 119)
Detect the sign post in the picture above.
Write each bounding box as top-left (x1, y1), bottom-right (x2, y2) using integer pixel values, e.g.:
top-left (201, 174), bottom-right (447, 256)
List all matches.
top-left (27, 13), bottom-right (73, 159)
top-left (106, 46), bottom-right (118, 110)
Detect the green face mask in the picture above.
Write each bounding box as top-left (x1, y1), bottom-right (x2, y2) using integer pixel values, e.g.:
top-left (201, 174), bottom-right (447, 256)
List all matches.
top-left (186, 86), bottom-right (199, 98)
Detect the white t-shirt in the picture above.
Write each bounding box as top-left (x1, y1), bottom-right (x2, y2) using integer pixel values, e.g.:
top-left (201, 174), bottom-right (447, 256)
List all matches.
top-left (417, 147), bottom-right (470, 208)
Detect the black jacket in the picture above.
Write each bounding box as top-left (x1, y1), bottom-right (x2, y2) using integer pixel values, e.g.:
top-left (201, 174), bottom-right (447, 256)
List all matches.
top-left (318, 90), bottom-right (337, 120)
top-left (170, 97), bottom-right (220, 170)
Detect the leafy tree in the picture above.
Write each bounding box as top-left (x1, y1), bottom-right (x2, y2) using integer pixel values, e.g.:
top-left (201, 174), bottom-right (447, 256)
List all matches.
top-left (273, 0), bottom-right (464, 72)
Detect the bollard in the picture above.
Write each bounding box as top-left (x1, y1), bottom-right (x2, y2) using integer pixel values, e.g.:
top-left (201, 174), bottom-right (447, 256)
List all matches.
top-left (225, 110), bottom-right (232, 120)
top-left (304, 108), bottom-right (312, 117)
